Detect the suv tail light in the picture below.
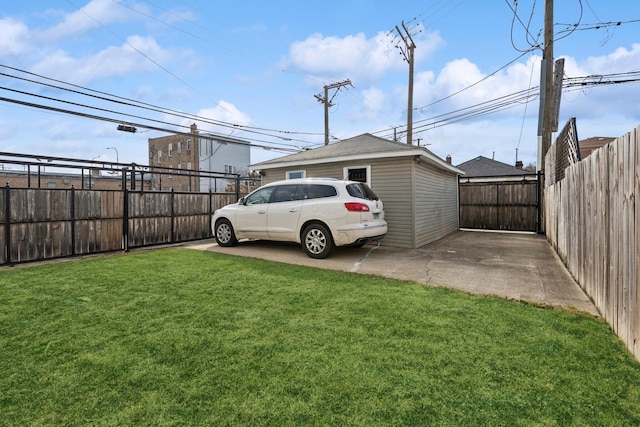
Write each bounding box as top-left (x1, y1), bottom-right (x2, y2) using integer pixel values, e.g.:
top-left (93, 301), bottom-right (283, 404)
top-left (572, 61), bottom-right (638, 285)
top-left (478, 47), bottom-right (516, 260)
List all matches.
top-left (344, 202), bottom-right (370, 212)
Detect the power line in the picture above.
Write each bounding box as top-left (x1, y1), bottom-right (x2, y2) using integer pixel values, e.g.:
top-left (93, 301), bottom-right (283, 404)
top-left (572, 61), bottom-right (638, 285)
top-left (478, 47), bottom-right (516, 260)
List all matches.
top-left (373, 71), bottom-right (640, 139)
top-left (0, 64), bottom-right (320, 147)
top-left (0, 94), bottom-right (300, 154)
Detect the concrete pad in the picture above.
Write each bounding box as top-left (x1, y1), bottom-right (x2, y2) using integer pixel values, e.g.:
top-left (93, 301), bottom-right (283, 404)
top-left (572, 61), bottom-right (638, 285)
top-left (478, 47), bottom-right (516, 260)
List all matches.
top-left (186, 230), bottom-right (599, 316)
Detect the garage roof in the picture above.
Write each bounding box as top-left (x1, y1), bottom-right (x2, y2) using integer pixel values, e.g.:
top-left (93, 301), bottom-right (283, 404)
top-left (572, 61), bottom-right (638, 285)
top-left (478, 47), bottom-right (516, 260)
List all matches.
top-left (252, 133), bottom-right (464, 175)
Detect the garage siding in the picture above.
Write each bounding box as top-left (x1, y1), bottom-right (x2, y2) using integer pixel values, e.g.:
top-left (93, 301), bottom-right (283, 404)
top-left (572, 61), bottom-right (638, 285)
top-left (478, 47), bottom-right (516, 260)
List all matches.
top-left (366, 159), bottom-right (414, 248)
top-left (414, 163), bottom-right (460, 247)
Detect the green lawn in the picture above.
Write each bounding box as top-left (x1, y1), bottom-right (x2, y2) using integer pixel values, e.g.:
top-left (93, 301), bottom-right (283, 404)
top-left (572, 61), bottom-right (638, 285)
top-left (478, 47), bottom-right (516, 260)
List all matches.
top-left (1, 249), bottom-right (639, 426)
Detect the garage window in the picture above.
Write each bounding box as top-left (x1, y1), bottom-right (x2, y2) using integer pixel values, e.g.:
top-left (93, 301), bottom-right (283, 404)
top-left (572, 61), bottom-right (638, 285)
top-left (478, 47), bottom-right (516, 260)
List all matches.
top-left (287, 170), bottom-right (306, 179)
top-left (344, 166), bottom-right (371, 185)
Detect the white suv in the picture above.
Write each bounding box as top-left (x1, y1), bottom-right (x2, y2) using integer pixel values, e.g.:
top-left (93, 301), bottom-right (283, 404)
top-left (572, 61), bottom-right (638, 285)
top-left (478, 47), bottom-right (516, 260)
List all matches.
top-left (212, 178), bottom-right (387, 258)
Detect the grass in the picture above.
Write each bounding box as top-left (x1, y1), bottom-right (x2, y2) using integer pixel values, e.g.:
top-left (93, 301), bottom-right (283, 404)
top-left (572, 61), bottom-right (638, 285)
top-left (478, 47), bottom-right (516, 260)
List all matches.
top-left (1, 248), bottom-right (639, 426)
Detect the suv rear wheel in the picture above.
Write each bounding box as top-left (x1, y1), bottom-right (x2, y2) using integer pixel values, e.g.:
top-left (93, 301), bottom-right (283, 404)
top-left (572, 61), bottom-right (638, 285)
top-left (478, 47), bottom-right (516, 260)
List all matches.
top-left (215, 219), bottom-right (238, 247)
top-left (302, 223), bottom-right (333, 259)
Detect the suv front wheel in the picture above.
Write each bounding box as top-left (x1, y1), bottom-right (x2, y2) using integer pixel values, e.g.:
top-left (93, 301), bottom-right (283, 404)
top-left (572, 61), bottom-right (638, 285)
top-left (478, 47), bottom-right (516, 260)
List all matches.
top-left (215, 219), bottom-right (238, 247)
top-left (302, 223), bottom-right (333, 259)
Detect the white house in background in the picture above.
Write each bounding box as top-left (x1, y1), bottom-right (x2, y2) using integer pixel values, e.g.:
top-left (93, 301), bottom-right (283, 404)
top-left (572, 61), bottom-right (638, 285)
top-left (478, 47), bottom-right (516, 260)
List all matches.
top-left (148, 123), bottom-right (250, 192)
top-left (198, 132), bottom-right (251, 192)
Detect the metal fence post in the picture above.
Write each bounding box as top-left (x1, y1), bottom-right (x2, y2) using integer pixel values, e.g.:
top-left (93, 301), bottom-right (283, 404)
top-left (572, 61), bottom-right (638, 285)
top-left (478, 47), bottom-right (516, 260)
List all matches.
top-left (537, 170), bottom-right (544, 234)
top-left (122, 168), bottom-right (130, 252)
top-left (131, 163), bottom-right (137, 191)
top-left (170, 188), bottom-right (175, 243)
top-left (70, 186), bottom-right (76, 256)
top-left (209, 189), bottom-right (213, 238)
top-left (4, 184), bottom-right (11, 265)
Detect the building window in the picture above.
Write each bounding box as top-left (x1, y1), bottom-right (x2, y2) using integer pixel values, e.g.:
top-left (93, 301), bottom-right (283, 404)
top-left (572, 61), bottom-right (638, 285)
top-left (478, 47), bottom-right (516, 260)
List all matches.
top-left (169, 165), bottom-right (173, 179)
top-left (186, 162), bottom-right (192, 170)
top-left (177, 142), bottom-right (182, 153)
top-left (158, 151), bottom-right (163, 163)
top-left (343, 166), bottom-right (370, 185)
top-left (186, 139), bottom-right (191, 151)
top-left (225, 165), bottom-right (236, 174)
top-left (287, 170), bottom-right (306, 179)
top-left (178, 163), bottom-right (182, 170)
top-left (168, 143), bottom-right (173, 157)
top-left (46, 182), bottom-right (57, 189)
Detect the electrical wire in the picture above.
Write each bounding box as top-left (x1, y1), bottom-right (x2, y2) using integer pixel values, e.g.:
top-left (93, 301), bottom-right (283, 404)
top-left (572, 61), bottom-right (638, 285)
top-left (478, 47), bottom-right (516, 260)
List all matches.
top-left (373, 71), bottom-right (640, 139)
top-left (0, 94), bottom-right (299, 154)
top-left (0, 64), bottom-right (319, 148)
top-left (62, 0), bottom-right (323, 141)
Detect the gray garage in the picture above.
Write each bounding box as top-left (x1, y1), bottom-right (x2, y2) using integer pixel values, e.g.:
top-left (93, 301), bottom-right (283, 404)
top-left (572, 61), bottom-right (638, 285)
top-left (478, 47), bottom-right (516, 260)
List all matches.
top-left (252, 133), bottom-right (463, 249)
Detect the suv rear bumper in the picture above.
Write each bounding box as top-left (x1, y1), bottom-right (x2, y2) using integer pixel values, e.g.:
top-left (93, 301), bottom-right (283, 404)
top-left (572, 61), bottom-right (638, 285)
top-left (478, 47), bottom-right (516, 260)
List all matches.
top-left (333, 223), bottom-right (388, 246)
top-left (351, 234), bottom-right (386, 245)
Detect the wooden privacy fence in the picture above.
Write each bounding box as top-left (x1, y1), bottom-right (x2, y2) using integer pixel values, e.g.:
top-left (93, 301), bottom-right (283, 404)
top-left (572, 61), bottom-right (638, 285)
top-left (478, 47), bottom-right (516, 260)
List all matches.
top-left (459, 175), bottom-right (541, 232)
top-left (545, 125), bottom-right (639, 362)
top-left (0, 186), bottom-right (241, 265)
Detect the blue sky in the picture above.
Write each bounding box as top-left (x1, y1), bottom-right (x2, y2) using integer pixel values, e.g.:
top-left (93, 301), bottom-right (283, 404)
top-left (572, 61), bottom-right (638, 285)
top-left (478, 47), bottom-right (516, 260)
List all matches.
top-left (1, 0), bottom-right (639, 170)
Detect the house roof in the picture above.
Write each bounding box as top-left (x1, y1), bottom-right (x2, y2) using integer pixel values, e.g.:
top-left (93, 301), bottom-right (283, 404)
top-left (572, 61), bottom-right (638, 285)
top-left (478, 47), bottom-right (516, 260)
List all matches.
top-left (252, 133), bottom-right (464, 175)
top-left (456, 156), bottom-right (528, 177)
top-left (578, 136), bottom-right (615, 159)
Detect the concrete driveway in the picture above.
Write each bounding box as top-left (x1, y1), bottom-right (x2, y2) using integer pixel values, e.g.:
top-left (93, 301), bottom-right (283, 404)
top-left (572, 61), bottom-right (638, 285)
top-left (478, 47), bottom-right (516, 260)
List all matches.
top-left (187, 230), bottom-right (598, 316)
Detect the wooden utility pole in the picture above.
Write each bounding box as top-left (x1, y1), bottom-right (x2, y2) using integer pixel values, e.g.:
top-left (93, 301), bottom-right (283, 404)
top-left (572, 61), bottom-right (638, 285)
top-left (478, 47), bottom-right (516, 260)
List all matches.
top-left (396, 21), bottom-right (417, 145)
top-left (538, 0), bottom-right (554, 171)
top-left (314, 79), bottom-right (352, 145)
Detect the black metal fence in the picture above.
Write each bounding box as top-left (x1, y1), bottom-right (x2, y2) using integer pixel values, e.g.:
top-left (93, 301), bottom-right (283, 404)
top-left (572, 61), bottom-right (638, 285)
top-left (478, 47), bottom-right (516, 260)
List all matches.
top-left (0, 152), bottom-right (260, 265)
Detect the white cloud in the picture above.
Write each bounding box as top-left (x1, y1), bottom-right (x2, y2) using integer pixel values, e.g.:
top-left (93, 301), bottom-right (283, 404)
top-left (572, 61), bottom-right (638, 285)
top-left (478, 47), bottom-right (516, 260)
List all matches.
top-left (191, 101), bottom-right (253, 135)
top-left (558, 45), bottom-right (640, 120)
top-left (286, 28), bottom-right (444, 83)
top-left (45, 121), bottom-right (76, 140)
top-left (583, 43), bottom-right (640, 74)
top-left (349, 86), bottom-right (387, 121)
top-left (30, 35), bottom-right (169, 85)
top-left (0, 18), bottom-right (30, 56)
top-left (41, 0), bottom-right (136, 41)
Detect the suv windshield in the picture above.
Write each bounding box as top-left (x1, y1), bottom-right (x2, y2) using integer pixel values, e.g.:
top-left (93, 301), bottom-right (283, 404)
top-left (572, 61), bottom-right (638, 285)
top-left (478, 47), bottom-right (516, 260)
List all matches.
top-left (346, 183), bottom-right (379, 200)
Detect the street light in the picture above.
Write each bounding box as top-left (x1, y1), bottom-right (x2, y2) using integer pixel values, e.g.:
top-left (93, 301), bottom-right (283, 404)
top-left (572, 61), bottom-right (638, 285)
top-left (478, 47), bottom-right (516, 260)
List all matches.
top-left (106, 147), bottom-right (119, 163)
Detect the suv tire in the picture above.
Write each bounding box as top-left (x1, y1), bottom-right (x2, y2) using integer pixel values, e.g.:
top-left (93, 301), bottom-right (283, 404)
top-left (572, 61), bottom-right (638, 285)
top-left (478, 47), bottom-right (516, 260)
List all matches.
top-left (302, 223), bottom-right (333, 259)
top-left (215, 219), bottom-right (238, 247)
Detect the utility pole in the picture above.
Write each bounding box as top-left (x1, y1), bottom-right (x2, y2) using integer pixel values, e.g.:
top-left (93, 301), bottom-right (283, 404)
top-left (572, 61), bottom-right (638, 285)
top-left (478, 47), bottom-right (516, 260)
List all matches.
top-left (314, 79), bottom-right (352, 145)
top-left (395, 21), bottom-right (417, 145)
top-left (538, 0), bottom-right (554, 172)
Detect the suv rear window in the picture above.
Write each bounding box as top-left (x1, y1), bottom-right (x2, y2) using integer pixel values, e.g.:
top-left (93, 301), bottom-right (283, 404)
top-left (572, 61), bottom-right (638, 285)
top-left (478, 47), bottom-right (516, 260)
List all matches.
top-left (346, 183), bottom-right (379, 200)
top-left (305, 184), bottom-right (337, 199)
